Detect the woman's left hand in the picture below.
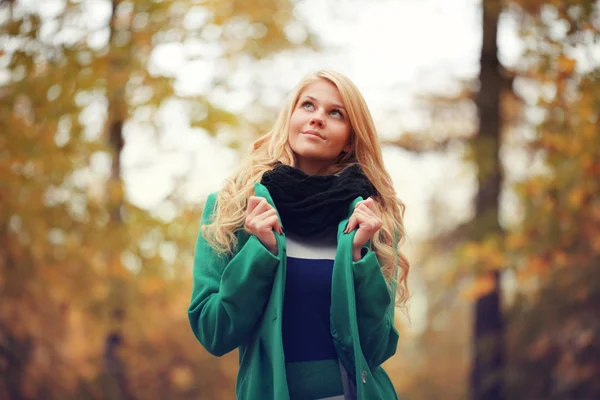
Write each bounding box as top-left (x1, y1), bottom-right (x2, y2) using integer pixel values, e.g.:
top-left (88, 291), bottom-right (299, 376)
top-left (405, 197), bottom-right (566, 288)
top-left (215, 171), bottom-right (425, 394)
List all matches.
top-left (344, 198), bottom-right (383, 262)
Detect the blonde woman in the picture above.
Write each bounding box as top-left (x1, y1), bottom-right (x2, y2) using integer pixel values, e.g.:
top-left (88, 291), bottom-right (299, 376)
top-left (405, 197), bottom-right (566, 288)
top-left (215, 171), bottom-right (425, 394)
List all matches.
top-left (188, 70), bottom-right (409, 400)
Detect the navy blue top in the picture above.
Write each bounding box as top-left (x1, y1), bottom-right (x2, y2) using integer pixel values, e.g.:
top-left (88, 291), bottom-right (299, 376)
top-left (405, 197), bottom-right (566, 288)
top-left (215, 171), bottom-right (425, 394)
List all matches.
top-left (282, 233), bottom-right (338, 363)
top-left (281, 232), bottom-right (345, 399)
top-left (282, 256), bottom-right (336, 362)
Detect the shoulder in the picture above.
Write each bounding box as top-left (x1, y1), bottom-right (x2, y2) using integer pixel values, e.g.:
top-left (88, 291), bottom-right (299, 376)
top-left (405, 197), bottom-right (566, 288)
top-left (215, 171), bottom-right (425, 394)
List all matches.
top-left (203, 191), bottom-right (220, 210)
top-left (200, 191), bottom-right (221, 223)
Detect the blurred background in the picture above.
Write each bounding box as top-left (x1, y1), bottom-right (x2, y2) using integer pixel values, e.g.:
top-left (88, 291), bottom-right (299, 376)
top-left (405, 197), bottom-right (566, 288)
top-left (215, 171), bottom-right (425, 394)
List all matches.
top-left (1, 0), bottom-right (599, 399)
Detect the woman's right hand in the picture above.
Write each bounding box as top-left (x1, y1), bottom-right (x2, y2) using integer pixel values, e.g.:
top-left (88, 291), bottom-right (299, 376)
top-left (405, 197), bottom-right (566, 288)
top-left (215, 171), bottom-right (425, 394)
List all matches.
top-left (244, 196), bottom-right (282, 255)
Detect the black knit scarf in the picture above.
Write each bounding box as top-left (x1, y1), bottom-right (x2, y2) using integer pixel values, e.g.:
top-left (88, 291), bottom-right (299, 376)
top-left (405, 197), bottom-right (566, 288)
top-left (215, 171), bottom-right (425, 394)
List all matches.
top-left (260, 163), bottom-right (376, 237)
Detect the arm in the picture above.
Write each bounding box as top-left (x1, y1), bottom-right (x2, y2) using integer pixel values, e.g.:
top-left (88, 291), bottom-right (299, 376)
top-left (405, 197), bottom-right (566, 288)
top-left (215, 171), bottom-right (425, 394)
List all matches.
top-left (187, 193), bottom-right (280, 356)
top-left (353, 247), bottom-right (399, 369)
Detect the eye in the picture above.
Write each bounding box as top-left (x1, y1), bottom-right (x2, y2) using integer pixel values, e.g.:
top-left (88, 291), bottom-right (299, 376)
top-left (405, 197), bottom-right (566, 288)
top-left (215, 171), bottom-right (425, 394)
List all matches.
top-left (301, 101), bottom-right (314, 110)
top-left (330, 109), bottom-right (343, 118)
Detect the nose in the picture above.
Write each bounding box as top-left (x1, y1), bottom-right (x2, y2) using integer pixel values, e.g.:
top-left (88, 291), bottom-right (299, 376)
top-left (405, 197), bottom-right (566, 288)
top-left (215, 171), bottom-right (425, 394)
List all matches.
top-left (309, 114), bottom-right (325, 128)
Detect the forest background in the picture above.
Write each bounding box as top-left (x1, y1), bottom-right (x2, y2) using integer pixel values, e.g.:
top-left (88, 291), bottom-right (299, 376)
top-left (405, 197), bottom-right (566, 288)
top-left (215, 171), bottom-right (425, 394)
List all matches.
top-left (1, 0), bottom-right (599, 399)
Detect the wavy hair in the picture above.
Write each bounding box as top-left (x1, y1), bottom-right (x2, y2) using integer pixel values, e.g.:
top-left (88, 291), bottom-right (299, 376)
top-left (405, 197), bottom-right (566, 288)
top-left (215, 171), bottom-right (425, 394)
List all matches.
top-left (202, 70), bottom-right (410, 307)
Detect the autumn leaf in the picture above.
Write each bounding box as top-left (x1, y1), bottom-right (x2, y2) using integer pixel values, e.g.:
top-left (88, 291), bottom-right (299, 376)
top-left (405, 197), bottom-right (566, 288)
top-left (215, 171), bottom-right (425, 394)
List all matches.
top-left (461, 274), bottom-right (496, 301)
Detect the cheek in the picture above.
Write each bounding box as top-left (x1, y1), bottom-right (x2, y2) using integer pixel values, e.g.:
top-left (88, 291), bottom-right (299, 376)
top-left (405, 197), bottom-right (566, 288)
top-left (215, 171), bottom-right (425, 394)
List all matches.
top-left (333, 125), bottom-right (352, 147)
top-left (287, 114), bottom-right (298, 136)
top-left (289, 110), bottom-right (304, 130)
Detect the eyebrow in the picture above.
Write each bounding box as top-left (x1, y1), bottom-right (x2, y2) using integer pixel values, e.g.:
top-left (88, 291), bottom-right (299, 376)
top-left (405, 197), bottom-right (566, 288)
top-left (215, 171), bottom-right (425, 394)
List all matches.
top-left (303, 95), bottom-right (346, 111)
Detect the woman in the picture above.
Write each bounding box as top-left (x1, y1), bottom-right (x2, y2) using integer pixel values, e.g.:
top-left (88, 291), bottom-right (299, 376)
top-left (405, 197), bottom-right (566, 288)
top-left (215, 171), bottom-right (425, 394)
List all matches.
top-left (188, 70), bottom-right (410, 400)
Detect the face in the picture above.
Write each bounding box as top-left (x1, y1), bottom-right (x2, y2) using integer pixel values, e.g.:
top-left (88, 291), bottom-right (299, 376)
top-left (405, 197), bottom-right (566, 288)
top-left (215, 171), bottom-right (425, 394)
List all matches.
top-left (288, 79), bottom-right (352, 175)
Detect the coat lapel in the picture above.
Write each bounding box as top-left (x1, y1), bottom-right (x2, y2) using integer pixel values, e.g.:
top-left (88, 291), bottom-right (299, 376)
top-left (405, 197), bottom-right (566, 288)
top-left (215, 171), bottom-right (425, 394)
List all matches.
top-left (330, 196), bottom-right (363, 385)
top-left (253, 183), bottom-right (289, 398)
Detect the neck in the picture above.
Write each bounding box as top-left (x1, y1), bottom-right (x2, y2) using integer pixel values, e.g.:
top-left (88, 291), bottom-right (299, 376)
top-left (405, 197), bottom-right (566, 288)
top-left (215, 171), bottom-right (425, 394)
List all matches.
top-left (295, 159), bottom-right (332, 176)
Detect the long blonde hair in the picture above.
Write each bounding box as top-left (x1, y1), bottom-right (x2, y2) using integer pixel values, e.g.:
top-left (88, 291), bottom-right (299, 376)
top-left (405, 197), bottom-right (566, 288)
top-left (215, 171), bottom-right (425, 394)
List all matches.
top-left (203, 70), bottom-right (410, 307)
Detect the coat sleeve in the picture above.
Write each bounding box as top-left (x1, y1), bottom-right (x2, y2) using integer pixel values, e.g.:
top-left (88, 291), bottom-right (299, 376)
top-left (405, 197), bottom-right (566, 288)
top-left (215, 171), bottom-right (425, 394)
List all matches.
top-left (187, 193), bottom-right (280, 356)
top-left (353, 248), bottom-right (399, 369)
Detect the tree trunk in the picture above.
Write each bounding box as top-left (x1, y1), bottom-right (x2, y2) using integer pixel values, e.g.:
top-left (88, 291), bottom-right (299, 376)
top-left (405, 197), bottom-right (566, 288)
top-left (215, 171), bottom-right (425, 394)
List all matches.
top-left (102, 1), bottom-right (132, 399)
top-left (0, 322), bottom-right (31, 400)
top-left (470, 1), bottom-right (505, 399)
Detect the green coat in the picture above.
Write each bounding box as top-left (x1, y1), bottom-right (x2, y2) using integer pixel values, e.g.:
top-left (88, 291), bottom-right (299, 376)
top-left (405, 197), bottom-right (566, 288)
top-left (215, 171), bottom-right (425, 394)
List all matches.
top-left (188, 183), bottom-right (399, 399)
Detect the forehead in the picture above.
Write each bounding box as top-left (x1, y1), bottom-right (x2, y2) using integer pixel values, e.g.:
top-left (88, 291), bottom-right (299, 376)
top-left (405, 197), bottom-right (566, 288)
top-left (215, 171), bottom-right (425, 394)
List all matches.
top-left (298, 79), bottom-right (343, 104)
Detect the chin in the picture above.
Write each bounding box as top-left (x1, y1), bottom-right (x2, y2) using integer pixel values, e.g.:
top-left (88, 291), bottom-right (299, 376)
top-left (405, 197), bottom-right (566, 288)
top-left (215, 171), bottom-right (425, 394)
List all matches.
top-left (293, 149), bottom-right (329, 160)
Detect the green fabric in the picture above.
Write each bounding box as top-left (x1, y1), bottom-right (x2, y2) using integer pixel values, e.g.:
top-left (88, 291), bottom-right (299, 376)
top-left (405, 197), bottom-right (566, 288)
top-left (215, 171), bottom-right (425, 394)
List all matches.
top-left (188, 182), bottom-right (399, 400)
top-left (286, 360), bottom-right (343, 399)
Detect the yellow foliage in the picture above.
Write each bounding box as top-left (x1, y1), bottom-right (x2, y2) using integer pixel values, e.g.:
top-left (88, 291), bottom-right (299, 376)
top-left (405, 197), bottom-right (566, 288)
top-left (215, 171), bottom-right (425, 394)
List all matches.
top-left (592, 236), bottom-right (600, 254)
top-left (140, 276), bottom-right (165, 297)
top-left (169, 366), bottom-right (194, 391)
top-left (524, 256), bottom-right (550, 276)
top-left (580, 154), bottom-right (593, 171)
top-left (557, 55), bottom-right (576, 75)
top-left (554, 251), bottom-right (568, 268)
top-left (463, 242), bottom-right (480, 262)
top-left (65, 309), bottom-right (97, 380)
top-left (461, 239), bottom-right (506, 273)
top-left (568, 187), bottom-right (585, 209)
top-left (461, 274), bottom-right (496, 301)
top-left (506, 232), bottom-right (528, 251)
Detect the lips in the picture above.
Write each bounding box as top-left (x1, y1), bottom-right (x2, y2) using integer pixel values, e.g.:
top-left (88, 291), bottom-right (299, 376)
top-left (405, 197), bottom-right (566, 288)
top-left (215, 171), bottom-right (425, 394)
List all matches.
top-left (302, 130), bottom-right (324, 139)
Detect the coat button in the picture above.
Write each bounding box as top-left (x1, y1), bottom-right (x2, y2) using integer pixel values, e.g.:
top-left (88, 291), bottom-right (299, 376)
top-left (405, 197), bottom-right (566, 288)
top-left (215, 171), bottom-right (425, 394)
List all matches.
top-left (361, 370), bottom-right (367, 384)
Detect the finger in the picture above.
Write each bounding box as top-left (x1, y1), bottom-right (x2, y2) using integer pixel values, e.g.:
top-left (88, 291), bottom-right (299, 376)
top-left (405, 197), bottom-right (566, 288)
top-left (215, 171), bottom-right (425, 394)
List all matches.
top-left (363, 198), bottom-right (380, 216)
top-left (247, 198), bottom-right (271, 219)
top-left (259, 215), bottom-right (281, 233)
top-left (355, 203), bottom-right (376, 219)
top-left (344, 216), bottom-right (354, 234)
top-left (356, 198), bottom-right (378, 215)
top-left (357, 199), bottom-right (383, 224)
top-left (257, 209), bottom-right (282, 233)
top-left (246, 208), bottom-right (276, 232)
top-left (355, 202), bottom-right (373, 214)
top-left (345, 212), bottom-right (363, 233)
top-left (274, 218), bottom-right (283, 234)
top-left (264, 209), bottom-right (282, 234)
top-left (346, 199), bottom-right (379, 233)
top-left (353, 208), bottom-right (370, 225)
top-left (346, 205), bottom-right (369, 232)
top-left (257, 208), bottom-right (277, 220)
top-left (247, 196), bottom-right (261, 214)
top-left (352, 209), bottom-right (380, 232)
top-left (245, 199), bottom-right (268, 231)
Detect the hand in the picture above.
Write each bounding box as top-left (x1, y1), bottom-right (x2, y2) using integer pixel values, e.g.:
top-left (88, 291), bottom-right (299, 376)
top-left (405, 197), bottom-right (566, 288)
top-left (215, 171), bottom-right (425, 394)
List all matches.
top-left (244, 196), bottom-right (282, 256)
top-left (344, 198), bottom-right (383, 261)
